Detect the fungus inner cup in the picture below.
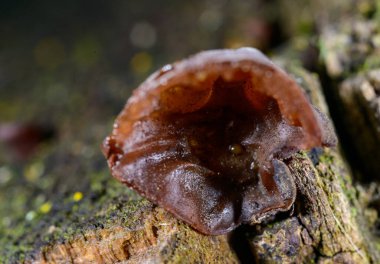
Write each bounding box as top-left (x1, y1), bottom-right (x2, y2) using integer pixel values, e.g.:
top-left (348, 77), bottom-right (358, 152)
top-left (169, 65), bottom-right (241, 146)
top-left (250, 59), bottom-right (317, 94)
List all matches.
top-left (160, 77), bottom-right (301, 192)
top-left (103, 48), bottom-right (329, 235)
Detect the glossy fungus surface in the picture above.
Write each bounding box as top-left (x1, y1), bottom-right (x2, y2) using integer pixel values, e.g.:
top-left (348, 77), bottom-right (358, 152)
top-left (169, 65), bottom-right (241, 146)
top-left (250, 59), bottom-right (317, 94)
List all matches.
top-left (102, 48), bottom-right (333, 235)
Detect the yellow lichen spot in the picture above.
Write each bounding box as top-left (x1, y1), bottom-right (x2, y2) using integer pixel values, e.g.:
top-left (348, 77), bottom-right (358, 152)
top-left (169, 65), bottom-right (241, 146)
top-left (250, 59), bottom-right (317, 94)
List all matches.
top-left (34, 37), bottom-right (65, 70)
top-left (131, 52), bottom-right (153, 75)
top-left (229, 144), bottom-right (244, 155)
top-left (39, 202), bottom-right (52, 214)
top-left (72, 192), bottom-right (83, 202)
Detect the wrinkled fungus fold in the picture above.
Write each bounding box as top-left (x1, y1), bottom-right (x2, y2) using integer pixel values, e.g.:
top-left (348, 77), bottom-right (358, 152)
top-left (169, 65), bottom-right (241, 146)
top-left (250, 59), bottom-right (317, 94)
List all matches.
top-left (102, 48), bottom-right (335, 235)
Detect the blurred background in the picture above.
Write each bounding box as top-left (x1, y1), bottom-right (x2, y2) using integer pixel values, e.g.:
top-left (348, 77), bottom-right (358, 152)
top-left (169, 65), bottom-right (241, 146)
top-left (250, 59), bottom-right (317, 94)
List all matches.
top-left (0, 0), bottom-right (368, 260)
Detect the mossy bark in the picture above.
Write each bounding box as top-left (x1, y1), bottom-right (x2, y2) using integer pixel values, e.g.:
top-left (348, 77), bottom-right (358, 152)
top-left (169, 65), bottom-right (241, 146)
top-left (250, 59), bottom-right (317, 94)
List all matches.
top-left (34, 204), bottom-right (239, 264)
top-left (250, 150), bottom-right (378, 263)
top-left (320, 11), bottom-right (380, 181)
top-left (246, 65), bottom-right (380, 263)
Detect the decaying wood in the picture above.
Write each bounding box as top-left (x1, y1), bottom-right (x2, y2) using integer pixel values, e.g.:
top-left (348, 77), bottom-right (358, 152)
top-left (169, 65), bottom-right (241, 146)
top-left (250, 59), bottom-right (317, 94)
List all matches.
top-left (33, 204), bottom-right (238, 264)
top-left (321, 15), bottom-right (380, 180)
top-left (248, 66), bottom-right (380, 263)
top-left (251, 150), bottom-right (377, 263)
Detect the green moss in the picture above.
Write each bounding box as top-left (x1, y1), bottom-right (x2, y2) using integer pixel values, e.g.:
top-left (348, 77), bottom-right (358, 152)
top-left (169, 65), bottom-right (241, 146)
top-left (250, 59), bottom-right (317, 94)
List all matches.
top-left (361, 56), bottom-right (380, 72)
top-left (318, 152), bottom-right (334, 164)
top-left (376, 242), bottom-right (380, 252)
top-left (0, 157), bottom-right (149, 262)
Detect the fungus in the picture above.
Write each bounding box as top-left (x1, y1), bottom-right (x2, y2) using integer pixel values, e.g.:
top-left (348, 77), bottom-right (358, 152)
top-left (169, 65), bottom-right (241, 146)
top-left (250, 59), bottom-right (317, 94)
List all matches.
top-left (102, 48), bottom-right (336, 235)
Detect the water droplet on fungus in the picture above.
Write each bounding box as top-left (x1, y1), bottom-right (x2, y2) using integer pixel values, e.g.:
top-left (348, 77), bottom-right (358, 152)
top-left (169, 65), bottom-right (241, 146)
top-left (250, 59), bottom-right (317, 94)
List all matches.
top-left (229, 144), bottom-right (244, 155)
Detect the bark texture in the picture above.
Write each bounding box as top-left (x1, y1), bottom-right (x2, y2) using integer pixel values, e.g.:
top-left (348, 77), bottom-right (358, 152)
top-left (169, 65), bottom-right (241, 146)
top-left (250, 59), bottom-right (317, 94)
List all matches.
top-left (33, 204), bottom-right (239, 264)
top-left (321, 13), bottom-right (380, 180)
top-left (248, 66), bottom-right (380, 263)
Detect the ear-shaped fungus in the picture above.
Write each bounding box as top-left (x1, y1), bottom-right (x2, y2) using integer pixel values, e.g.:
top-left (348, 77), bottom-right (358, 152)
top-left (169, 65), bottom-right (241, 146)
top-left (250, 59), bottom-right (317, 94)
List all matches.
top-left (102, 48), bottom-right (333, 235)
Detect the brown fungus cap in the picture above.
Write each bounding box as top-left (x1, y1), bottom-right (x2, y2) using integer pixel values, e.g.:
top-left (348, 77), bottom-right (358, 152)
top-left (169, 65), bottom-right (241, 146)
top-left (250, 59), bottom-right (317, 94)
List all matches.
top-left (102, 48), bottom-right (335, 235)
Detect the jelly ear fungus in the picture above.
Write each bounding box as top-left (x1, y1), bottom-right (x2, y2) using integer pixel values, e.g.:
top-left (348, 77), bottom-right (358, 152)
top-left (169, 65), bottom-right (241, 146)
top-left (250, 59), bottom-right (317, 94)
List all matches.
top-left (102, 48), bottom-right (336, 235)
